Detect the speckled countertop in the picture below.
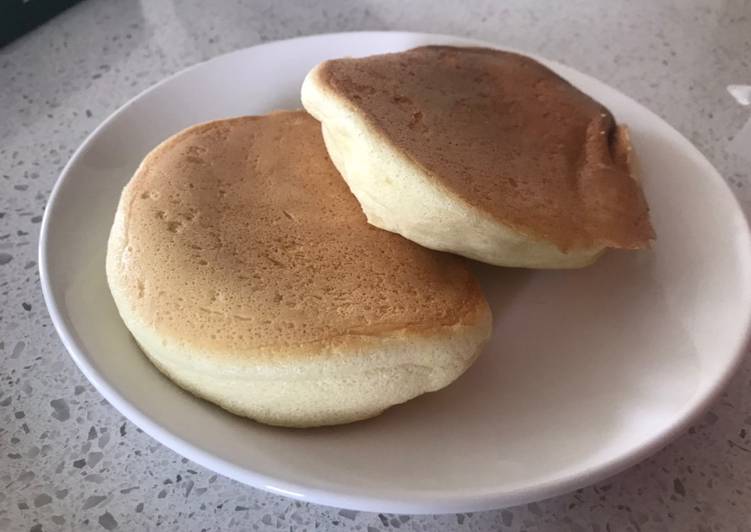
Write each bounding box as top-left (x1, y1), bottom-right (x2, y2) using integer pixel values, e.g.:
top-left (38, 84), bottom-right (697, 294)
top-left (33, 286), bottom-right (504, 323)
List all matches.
top-left (1, 1), bottom-right (750, 530)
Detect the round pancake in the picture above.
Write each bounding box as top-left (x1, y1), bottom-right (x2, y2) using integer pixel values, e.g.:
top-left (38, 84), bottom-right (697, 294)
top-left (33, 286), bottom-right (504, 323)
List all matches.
top-left (105, 110), bottom-right (491, 428)
top-left (301, 46), bottom-right (655, 268)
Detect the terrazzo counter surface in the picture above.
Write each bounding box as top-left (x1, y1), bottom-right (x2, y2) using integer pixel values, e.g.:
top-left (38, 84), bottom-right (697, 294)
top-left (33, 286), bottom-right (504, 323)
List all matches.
top-left (2, 1), bottom-right (751, 530)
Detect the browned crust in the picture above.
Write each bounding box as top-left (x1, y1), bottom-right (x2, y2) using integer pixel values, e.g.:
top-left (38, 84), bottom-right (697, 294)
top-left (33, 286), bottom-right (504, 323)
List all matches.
top-left (314, 46), bottom-right (655, 251)
top-left (108, 110), bottom-right (490, 356)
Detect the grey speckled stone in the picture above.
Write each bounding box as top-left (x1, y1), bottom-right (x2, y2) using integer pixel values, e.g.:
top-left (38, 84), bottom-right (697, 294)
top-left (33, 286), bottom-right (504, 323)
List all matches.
top-left (1, 0), bottom-right (750, 530)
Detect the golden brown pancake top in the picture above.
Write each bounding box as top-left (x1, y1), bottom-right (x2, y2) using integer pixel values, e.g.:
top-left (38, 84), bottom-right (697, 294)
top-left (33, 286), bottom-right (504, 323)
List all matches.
top-left (112, 110), bottom-right (484, 354)
top-left (315, 46), bottom-right (655, 251)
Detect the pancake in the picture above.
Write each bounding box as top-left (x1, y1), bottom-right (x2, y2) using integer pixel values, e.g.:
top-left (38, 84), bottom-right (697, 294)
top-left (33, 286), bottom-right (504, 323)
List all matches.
top-left (301, 46), bottom-right (655, 268)
top-left (105, 110), bottom-right (491, 428)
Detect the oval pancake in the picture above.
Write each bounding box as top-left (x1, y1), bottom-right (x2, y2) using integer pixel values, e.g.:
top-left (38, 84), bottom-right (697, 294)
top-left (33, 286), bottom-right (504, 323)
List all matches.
top-left (105, 110), bottom-right (491, 428)
top-left (301, 46), bottom-right (655, 268)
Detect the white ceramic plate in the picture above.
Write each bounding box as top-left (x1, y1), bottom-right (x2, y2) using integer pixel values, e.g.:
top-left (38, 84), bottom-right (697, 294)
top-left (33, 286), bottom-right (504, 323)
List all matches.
top-left (40, 32), bottom-right (751, 513)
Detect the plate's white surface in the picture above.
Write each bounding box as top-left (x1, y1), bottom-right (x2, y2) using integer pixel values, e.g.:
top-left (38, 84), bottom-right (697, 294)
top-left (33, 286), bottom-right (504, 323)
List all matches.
top-left (39, 32), bottom-right (751, 513)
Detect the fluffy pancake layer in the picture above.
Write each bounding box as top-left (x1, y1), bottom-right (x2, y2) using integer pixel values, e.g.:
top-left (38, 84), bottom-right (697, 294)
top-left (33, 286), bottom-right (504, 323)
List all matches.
top-left (105, 110), bottom-right (491, 427)
top-left (302, 46), bottom-right (655, 268)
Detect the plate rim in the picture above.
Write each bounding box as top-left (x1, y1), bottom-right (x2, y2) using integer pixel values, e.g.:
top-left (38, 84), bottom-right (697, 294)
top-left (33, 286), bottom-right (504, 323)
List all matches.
top-left (39, 30), bottom-right (751, 514)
